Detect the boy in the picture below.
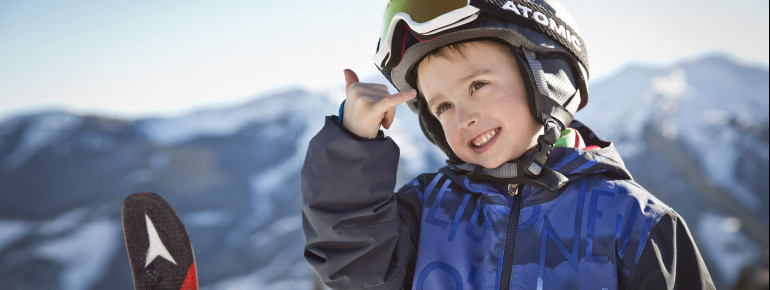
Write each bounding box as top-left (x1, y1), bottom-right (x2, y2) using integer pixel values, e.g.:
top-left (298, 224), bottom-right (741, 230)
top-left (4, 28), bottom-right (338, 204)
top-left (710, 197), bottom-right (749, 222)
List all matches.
top-left (302, 0), bottom-right (714, 289)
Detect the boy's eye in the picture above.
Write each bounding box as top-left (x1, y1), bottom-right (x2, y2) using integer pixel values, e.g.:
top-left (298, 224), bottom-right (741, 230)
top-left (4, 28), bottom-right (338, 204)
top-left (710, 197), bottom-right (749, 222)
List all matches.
top-left (435, 102), bottom-right (453, 116)
top-left (471, 81), bottom-right (487, 93)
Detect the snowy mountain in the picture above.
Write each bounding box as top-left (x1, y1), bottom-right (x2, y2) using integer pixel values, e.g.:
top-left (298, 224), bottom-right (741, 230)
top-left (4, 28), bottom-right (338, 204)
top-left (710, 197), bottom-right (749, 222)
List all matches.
top-left (0, 54), bottom-right (767, 289)
top-left (579, 54), bottom-right (769, 287)
top-left (0, 88), bottom-right (444, 290)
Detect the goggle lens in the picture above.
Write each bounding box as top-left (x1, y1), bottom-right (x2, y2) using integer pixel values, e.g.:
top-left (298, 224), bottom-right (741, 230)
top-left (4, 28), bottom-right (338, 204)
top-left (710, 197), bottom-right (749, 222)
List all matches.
top-left (380, 0), bottom-right (469, 48)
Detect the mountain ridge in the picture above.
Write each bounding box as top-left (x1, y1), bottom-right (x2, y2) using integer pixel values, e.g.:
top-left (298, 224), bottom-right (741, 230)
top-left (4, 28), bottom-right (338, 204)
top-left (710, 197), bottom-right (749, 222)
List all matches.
top-left (0, 54), bottom-right (766, 289)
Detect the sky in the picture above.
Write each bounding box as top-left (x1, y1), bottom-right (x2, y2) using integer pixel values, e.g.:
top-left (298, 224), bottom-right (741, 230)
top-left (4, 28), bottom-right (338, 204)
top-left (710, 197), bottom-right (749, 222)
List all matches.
top-left (1, 0), bottom-right (768, 121)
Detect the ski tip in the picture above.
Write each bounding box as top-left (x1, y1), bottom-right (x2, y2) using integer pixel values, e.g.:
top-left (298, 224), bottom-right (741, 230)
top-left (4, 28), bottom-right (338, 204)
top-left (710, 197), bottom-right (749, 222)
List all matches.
top-left (121, 192), bottom-right (198, 290)
top-left (122, 192), bottom-right (164, 208)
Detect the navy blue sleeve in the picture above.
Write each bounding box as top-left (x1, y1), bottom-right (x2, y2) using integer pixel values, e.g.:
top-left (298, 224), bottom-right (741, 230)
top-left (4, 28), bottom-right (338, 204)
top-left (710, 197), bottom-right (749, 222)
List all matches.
top-left (301, 116), bottom-right (422, 289)
top-left (625, 211), bottom-right (715, 290)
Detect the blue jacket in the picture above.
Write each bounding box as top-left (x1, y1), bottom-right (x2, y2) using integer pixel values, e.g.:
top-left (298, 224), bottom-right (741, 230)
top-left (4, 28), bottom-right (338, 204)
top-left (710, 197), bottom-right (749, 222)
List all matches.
top-left (302, 116), bottom-right (713, 289)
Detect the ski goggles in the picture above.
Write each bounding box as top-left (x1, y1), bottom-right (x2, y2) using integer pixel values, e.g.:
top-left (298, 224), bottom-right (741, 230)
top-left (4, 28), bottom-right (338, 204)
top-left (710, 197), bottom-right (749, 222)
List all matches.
top-left (374, 0), bottom-right (480, 70)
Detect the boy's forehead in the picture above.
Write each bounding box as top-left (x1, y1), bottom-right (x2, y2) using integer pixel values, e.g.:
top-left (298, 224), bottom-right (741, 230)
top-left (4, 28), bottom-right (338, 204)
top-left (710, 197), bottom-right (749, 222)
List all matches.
top-left (417, 40), bottom-right (515, 85)
top-left (426, 40), bottom-right (510, 62)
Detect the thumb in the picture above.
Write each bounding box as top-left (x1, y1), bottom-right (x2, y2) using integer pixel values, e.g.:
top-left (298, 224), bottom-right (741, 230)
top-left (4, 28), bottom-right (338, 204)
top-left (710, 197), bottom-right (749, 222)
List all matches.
top-left (343, 69), bottom-right (359, 92)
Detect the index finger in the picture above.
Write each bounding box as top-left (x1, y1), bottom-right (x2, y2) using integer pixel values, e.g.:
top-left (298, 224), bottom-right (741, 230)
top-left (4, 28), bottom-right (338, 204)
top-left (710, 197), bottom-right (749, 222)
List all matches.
top-left (375, 89), bottom-right (418, 111)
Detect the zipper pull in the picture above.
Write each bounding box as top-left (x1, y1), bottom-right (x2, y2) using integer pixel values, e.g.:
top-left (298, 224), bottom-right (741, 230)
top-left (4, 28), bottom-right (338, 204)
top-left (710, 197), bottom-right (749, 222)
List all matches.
top-left (507, 184), bottom-right (519, 196)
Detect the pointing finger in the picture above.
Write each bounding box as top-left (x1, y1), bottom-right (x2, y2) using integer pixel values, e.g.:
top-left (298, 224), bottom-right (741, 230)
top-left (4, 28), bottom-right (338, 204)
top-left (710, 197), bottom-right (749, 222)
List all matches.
top-left (376, 89), bottom-right (418, 111)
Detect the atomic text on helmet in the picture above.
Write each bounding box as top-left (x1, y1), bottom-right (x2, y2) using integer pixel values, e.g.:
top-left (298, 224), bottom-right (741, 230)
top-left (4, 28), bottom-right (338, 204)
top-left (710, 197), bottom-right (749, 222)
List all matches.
top-left (501, 1), bottom-right (583, 52)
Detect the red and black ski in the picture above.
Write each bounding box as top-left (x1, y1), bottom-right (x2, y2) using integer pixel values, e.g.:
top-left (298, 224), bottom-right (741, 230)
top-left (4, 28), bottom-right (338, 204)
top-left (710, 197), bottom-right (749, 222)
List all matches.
top-left (121, 192), bottom-right (198, 290)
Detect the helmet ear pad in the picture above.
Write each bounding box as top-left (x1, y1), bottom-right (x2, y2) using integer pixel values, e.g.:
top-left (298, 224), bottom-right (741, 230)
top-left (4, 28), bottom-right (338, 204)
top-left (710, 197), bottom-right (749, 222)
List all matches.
top-left (513, 47), bottom-right (581, 129)
top-left (416, 97), bottom-right (464, 164)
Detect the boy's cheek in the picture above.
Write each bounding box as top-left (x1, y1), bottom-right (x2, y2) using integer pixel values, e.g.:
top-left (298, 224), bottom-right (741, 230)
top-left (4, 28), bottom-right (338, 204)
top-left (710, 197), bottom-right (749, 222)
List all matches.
top-left (445, 135), bottom-right (468, 159)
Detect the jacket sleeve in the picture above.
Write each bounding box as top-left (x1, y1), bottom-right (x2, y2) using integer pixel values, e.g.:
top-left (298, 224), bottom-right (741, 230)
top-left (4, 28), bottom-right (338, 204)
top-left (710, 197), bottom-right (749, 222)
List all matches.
top-left (301, 116), bottom-right (421, 290)
top-left (625, 210), bottom-right (715, 290)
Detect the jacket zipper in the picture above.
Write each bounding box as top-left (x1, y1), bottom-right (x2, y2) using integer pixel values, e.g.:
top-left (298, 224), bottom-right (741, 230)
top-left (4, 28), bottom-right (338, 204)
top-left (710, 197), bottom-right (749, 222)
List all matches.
top-left (499, 184), bottom-right (522, 290)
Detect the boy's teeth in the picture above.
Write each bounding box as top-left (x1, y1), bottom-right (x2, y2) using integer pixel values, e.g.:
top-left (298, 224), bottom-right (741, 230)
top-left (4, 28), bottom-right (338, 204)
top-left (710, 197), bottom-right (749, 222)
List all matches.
top-left (473, 129), bottom-right (497, 147)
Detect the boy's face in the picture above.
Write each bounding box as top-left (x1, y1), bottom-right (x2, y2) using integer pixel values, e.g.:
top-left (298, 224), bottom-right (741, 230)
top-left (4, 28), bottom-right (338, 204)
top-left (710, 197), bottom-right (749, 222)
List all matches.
top-left (417, 40), bottom-right (542, 169)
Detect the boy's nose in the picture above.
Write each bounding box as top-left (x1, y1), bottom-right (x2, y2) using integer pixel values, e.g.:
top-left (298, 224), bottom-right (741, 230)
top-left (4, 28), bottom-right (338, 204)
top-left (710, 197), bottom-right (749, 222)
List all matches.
top-left (457, 108), bottom-right (479, 130)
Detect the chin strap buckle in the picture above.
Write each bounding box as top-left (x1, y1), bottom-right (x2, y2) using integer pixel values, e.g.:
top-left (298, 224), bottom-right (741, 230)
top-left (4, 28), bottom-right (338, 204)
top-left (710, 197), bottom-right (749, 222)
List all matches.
top-left (524, 118), bottom-right (561, 177)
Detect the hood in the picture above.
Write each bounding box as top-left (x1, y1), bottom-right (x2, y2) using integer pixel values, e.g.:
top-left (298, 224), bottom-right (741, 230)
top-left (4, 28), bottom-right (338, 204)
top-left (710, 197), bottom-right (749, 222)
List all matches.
top-left (547, 120), bottom-right (632, 181)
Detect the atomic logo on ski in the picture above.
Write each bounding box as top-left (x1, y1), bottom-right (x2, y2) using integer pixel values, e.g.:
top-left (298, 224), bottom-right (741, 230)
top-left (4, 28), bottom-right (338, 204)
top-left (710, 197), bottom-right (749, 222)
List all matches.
top-left (144, 214), bottom-right (178, 267)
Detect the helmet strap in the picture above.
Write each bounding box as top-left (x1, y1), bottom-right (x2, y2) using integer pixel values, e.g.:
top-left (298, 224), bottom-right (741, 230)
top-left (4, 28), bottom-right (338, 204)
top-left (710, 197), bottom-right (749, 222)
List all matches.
top-left (450, 140), bottom-right (568, 191)
top-left (523, 117), bottom-right (561, 176)
top-left (449, 118), bottom-right (568, 191)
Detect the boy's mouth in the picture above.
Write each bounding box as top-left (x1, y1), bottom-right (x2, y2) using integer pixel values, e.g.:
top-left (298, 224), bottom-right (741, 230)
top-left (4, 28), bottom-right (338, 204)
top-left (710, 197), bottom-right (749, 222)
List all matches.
top-left (471, 128), bottom-right (500, 151)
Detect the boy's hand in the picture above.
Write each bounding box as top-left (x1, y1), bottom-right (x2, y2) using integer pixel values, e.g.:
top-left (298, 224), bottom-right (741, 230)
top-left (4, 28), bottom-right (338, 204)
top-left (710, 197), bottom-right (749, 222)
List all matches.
top-left (342, 69), bottom-right (417, 139)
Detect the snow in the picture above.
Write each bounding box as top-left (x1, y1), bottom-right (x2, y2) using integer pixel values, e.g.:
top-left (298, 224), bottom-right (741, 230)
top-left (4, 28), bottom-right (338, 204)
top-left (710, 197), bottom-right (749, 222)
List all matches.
top-left (578, 65), bottom-right (663, 157)
top-left (697, 211), bottom-right (760, 286)
top-left (34, 218), bottom-right (119, 290)
top-left (140, 89), bottom-right (333, 146)
top-left (651, 69), bottom-right (691, 110)
top-left (79, 131), bottom-right (114, 152)
top-left (252, 95), bottom-right (331, 194)
top-left (255, 149), bottom-right (310, 195)
top-left (248, 216), bottom-right (303, 250)
top-left (685, 119), bottom-right (762, 210)
top-left (248, 93), bottom-right (330, 196)
top-left (183, 210), bottom-right (235, 228)
top-left (268, 215), bottom-right (302, 237)
top-left (112, 152), bottom-right (171, 192)
top-left (668, 60), bottom-right (768, 211)
top-left (205, 224), bottom-right (312, 290)
top-left (204, 274), bottom-right (313, 290)
top-left (38, 208), bottom-right (89, 236)
top-left (248, 123), bottom-right (307, 196)
top-left (225, 195), bottom-right (273, 245)
top-left (580, 56), bottom-right (768, 211)
top-left (0, 220), bottom-right (30, 251)
top-left (224, 90), bottom-right (335, 244)
top-left (2, 112), bottom-right (83, 170)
